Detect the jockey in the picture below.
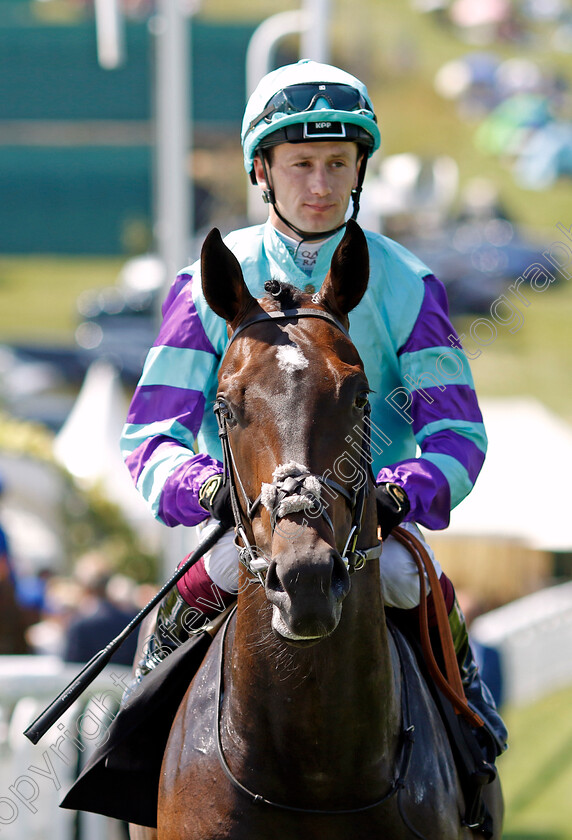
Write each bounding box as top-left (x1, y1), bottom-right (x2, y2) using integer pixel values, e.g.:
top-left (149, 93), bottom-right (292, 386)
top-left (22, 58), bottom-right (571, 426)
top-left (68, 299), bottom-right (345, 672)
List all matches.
top-left (120, 60), bottom-right (507, 760)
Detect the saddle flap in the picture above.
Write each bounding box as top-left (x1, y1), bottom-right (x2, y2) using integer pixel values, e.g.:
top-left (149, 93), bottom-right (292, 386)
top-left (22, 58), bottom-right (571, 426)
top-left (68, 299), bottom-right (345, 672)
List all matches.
top-left (60, 631), bottom-right (212, 828)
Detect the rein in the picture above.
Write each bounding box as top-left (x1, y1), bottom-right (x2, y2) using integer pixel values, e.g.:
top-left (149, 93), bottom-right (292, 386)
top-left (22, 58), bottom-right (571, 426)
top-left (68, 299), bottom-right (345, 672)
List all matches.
top-left (392, 527), bottom-right (484, 729)
top-left (214, 305), bottom-right (382, 583)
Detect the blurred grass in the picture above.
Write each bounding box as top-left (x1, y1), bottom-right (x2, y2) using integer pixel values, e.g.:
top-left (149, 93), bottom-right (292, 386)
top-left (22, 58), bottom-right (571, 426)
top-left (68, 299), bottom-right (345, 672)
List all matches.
top-left (452, 275), bottom-right (572, 425)
top-left (0, 255), bottom-right (123, 343)
top-left (500, 684), bottom-right (572, 839)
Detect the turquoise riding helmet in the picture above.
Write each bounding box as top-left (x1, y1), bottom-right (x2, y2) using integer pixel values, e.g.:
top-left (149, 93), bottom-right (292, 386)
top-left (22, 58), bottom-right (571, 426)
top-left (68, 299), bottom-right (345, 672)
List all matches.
top-left (241, 59), bottom-right (381, 178)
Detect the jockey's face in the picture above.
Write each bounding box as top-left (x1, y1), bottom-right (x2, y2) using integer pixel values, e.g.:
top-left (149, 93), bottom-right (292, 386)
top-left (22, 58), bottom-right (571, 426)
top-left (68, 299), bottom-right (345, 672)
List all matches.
top-left (253, 141), bottom-right (361, 239)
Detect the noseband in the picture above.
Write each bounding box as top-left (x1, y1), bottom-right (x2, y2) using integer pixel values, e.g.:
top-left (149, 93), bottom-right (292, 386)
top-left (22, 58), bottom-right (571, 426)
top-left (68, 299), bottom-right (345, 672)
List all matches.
top-left (213, 306), bottom-right (382, 583)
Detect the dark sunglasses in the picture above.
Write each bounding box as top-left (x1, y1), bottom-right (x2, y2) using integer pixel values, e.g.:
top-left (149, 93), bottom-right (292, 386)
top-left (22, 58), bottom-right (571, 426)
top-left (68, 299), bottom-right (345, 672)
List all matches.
top-left (247, 83), bottom-right (375, 135)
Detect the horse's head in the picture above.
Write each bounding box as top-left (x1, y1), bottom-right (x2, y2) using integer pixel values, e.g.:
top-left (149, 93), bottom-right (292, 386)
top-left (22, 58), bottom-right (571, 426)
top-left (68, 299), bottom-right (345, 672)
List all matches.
top-left (201, 221), bottom-right (379, 646)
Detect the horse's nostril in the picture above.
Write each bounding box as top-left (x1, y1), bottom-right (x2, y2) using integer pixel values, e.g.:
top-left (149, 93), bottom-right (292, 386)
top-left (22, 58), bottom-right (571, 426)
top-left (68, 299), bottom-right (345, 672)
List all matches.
top-left (331, 554), bottom-right (351, 600)
top-left (266, 552), bottom-right (349, 609)
top-left (265, 561), bottom-right (284, 594)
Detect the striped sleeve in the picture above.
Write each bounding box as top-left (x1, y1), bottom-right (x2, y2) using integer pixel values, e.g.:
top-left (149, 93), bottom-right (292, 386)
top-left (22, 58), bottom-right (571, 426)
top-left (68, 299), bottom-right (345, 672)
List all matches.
top-left (120, 273), bottom-right (223, 527)
top-left (376, 275), bottom-right (487, 530)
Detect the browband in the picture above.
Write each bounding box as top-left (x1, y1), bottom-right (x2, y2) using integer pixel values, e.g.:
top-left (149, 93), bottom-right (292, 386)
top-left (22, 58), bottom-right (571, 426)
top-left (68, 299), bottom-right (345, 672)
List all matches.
top-left (227, 307), bottom-right (351, 350)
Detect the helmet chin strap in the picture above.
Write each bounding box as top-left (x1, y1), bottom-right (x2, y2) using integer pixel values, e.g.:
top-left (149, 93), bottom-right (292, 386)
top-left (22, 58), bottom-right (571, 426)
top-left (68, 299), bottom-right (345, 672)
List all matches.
top-left (258, 150), bottom-right (367, 243)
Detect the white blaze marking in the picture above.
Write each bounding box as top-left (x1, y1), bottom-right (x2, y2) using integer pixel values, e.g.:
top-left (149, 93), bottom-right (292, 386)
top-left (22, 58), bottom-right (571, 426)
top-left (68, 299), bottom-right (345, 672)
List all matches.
top-left (276, 344), bottom-right (309, 373)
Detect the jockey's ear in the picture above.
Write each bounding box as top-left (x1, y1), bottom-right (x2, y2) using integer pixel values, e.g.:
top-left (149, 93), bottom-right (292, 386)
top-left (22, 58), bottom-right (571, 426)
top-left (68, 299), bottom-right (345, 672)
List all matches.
top-left (201, 228), bottom-right (256, 324)
top-left (317, 219), bottom-right (370, 317)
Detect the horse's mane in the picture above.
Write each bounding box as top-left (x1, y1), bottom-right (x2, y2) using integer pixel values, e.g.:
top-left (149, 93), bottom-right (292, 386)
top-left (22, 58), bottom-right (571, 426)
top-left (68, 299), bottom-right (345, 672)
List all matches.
top-left (263, 279), bottom-right (305, 310)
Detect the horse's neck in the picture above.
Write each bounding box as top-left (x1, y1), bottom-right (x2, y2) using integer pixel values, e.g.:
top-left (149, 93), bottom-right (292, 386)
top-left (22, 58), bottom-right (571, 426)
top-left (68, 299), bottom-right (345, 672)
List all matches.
top-left (225, 565), bottom-right (401, 788)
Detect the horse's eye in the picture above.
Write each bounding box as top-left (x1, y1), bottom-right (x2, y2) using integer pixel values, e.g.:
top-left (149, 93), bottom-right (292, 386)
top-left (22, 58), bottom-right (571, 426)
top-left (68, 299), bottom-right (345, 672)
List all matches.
top-left (355, 391), bottom-right (369, 410)
top-left (216, 399), bottom-right (236, 427)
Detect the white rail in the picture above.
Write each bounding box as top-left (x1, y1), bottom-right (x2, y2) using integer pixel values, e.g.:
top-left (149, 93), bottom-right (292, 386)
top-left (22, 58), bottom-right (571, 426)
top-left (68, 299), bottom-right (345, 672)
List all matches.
top-left (472, 581), bottom-right (572, 706)
top-left (0, 657), bottom-right (131, 840)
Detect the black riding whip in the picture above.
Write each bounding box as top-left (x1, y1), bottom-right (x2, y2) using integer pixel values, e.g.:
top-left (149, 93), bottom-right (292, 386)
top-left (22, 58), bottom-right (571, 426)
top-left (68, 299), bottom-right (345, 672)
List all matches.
top-left (23, 520), bottom-right (227, 745)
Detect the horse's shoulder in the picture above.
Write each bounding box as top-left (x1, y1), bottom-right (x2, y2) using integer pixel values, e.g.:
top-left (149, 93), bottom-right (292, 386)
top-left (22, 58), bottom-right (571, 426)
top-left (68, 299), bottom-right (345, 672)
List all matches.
top-left (159, 620), bottom-right (243, 837)
top-left (169, 623), bottom-right (225, 747)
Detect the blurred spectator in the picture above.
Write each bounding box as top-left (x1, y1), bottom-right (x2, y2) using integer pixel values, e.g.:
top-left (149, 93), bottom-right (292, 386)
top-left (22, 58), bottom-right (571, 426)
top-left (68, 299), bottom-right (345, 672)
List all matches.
top-left (448, 0), bottom-right (525, 44)
top-left (133, 581), bottom-right (160, 610)
top-left (15, 566), bottom-right (55, 627)
top-left (105, 572), bottom-right (139, 612)
top-left (457, 589), bottom-right (504, 708)
top-left (0, 477), bottom-right (58, 626)
top-left (434, 52), bottom-right (501, 117)
top-left (62, 552), bottom-right (139, 666)
top-left (25, 576), bottom-right (84, 656)
top-left (515, 120), bottom-right (572, 189)
top-left (0, 474), bottom-right (29, 654)
top-left (0, 474), bottom-right (17, 588)
top-left (475, 92), bottom-right (553, 157)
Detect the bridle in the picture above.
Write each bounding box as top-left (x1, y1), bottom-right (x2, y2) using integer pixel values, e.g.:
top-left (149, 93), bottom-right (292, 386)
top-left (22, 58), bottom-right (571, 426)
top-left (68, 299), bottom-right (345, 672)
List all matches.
top-left (213, 305), bottom-right (382, 585)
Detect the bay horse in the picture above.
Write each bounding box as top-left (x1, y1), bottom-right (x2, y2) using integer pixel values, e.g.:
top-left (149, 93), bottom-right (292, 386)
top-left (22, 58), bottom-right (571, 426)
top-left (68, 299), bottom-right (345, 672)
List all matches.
top-left (132, 221), bottom-right (503, 839)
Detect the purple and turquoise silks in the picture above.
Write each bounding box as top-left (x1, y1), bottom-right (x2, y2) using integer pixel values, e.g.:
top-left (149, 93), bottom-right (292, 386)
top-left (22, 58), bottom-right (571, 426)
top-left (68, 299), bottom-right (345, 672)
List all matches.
top-left (121, 222), bottom-right (486, 531)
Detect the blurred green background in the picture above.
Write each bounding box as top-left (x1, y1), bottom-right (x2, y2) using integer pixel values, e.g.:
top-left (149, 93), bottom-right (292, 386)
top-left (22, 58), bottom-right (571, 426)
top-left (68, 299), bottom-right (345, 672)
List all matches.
top-left (1, 0), bottom-right (571, 417)
top-left (500, 683), bottom-right (572, 839)
top-left (1, 1), bottom-right (572, 836)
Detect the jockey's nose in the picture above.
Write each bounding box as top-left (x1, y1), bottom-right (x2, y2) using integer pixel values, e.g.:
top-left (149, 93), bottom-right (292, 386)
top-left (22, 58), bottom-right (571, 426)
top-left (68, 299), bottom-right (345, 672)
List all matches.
top-left (309, 163), bottom-right (332, 197)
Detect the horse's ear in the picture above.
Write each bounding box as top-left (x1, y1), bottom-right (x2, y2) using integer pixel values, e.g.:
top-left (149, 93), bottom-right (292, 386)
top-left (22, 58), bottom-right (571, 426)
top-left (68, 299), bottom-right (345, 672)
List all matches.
top-left (201, 228), bottom-right (255, 323)
top-left (317, 219), bottom-right (369, 316)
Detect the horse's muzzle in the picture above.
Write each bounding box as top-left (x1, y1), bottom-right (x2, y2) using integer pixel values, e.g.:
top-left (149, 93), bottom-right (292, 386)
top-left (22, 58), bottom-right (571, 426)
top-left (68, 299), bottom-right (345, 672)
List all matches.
top-left (265, 547), bottom-right (351, 644)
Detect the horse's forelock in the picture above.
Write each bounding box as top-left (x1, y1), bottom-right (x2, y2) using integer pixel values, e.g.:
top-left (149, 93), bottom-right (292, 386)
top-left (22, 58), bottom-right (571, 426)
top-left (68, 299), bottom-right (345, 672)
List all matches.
top-left (263, 280), bottom-right (305, 311)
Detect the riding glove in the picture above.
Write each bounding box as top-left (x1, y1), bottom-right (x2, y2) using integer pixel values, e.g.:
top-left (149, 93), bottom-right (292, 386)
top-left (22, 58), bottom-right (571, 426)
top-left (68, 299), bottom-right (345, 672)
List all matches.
top-left (375, 483), bottom-right (410, 540)
top-left (198, 474), bottom-right (234, 528)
